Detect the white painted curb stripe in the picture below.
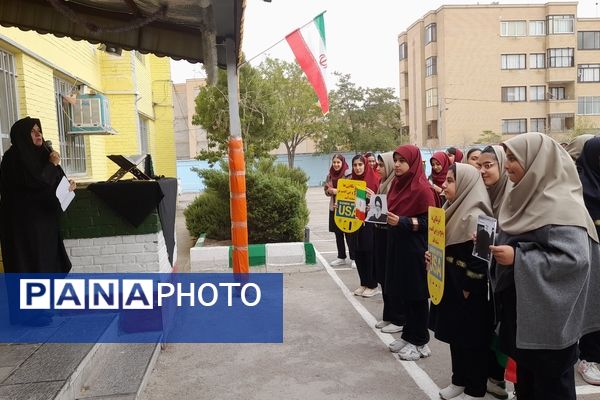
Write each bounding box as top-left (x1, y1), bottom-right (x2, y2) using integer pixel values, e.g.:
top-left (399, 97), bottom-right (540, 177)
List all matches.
top-left (315, 249), bottom-right (441, 400)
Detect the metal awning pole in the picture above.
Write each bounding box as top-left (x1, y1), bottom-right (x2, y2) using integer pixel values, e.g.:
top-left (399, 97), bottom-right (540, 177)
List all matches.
top-left (225, 37), bottom-right (249, 274)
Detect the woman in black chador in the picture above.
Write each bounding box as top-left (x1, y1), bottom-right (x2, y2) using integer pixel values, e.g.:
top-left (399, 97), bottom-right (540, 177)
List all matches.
top-left (0, 117), bottom-right (72, 275)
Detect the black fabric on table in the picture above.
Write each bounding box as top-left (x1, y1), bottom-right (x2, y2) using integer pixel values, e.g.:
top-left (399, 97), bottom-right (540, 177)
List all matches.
top-left (88, 180), bottom-right (164, 227)
top-left (157, 178), bottom-right (177, 267)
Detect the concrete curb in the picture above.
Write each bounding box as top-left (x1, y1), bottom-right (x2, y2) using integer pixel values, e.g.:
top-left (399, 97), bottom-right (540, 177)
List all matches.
top-left (190, 242), bottom-right (316, 271)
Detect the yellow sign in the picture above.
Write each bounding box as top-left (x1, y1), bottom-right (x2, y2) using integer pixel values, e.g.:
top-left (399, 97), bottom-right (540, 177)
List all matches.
top-left (334, 179), bottom-right (365, 233)
top-left (427, 206), bottom-right (445, 305)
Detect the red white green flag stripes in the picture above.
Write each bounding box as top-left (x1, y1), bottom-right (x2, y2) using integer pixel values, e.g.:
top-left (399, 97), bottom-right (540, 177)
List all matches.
top-left (355, 188), bottom-right (367, 221)
top-left (285, 13), bottom-right (329, 115)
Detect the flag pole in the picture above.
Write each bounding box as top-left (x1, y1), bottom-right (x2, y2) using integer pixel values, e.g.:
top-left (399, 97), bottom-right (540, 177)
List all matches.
top-left (239, 11), bottom-right (326, 68)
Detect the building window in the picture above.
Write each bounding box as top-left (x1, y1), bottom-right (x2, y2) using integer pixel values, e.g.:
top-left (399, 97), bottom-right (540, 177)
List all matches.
top-left (578, 31), bottom-right (600, 50)
top-left (547, 48), bottom-right (574, 68)
top-left (547, 15), bottom-right (575, 34)
top-left (530, 86), bottom-right (546, 101)
top-left (425, 56), bottom-right (437, 76)
top-left (426, 88), bottom-right (438, 108)
top-left (54, 78), bottom-right (86, 174)
top-left (399, 42), bottom-right (407, 61)
top-left (427, 121), bottom-right (438, 139)
top-left (530, 118), bottom-right (546, 132)
top-left (578, 64), bottom-right (600, 82)
top-left (502, 119), bottom-right (527, 134)
top-left (577, 96), bottom-right (600, 115)
top-left (501, 86), bottom-right (526, 102)
top-left (501, 21), bottom-right (526, 37)
top-left (549, 87), bottom-right (566, 100)
top-left (501, 54), bottom-right (526, 70)
top-left (425, 23), bottom-right (437, 44)
top-left (529, 20), bottom-right (546, 36)
top-left (530, 53), bottom-right (545, 69)
top-left (139, 114), bottom-right (149, 154)
top-left (549, 114), bottom-right (574, 132)
top-left (0, 49), bottom-right (18, 158)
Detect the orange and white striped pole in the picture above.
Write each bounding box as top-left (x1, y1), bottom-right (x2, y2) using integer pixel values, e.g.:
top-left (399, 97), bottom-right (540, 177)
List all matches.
top-left (225, 38), bottom-right (249, 274)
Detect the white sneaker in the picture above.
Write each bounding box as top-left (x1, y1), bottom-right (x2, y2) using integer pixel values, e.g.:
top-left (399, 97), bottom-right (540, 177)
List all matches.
top-left (361, 287), bottom-right (380, 298)
top-left (439, 383), bottom-right (465, 399)
top-left (398, 343), bottom-right (421, 361)
top-left (351, 261), bottom-right (357, 268)
top-left (418, 344), bottom-right (431, 358)
top-left (375, 320), bottom-right (391, 329)
top-left (330, 258), bottom-right (347, 266)
top-left (486, 378), bottom-right (509, 399)
top-left (381, 323), bottom-right (403, 333)
top-left (353, 286), bottom-right (366, 296)
top-left (388, 338), bottom-right (408, 353)
top-left (577, 360), bottom-right (600, 385)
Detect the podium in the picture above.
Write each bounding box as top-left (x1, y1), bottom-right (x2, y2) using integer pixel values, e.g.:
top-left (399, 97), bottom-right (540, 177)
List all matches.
top-left (107, 155), bottom-right (151, 181)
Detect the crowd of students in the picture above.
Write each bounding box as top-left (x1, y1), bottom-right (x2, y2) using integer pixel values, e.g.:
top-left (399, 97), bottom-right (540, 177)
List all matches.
top-left (323, 133), bottom-right (600, 400)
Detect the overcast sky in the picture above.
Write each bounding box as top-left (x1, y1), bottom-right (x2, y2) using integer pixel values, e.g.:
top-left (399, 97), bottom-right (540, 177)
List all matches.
top-left (170, 0), bottom-right (599, 90)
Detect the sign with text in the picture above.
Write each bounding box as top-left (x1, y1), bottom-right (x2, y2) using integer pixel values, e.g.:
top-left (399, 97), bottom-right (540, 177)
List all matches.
top-left (427, 207), bottom-right (445, 305)
top-left (334, 179), bottom-right (365, 233)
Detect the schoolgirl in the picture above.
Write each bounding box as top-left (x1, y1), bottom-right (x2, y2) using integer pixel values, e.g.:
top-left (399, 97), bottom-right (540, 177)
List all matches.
top-left (386, 145), bottom-right (436, 361)
top-left (324, 154), bottom-right (353, 266)
top-left (429, 151), bottom-right (451, 206)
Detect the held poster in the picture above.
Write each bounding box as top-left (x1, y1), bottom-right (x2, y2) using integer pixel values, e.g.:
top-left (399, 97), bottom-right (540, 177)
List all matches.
top-left (334, 179), bottom-right (365, 233)
top-left (427, 207), bottom-right (445, 305)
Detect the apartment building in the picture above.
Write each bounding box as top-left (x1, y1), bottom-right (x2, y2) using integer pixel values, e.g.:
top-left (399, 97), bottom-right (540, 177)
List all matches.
top-left (398, 2), bottom-right (600, 147)
top-left (173, 78), bottom-right (209, 159)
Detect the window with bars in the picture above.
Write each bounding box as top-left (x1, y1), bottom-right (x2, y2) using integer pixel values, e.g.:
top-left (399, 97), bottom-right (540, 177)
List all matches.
top-left (54, 78), bottom-right (86, 174)
top-left (547, 15), bottom-right (574, 34)
top-left (547, 48), bottom-right (574, 68)
top-left (502, 119), bottom-right (527, 134)
top-left (530, 53), bottom-right (545, 69)
top-left (425, 56), bottom-right (437, 76)
top-left (425, 24), bottom-right (437, 44)
top-left (549, 87), bottom-right (566, 100)
top-left (501, 86), bottom-right (526, 102)
top-left (0, 49), bottom-right (18, 159)
top-left (578, 64), bottom-right (600, 82)
top-left (530, 118), bottom-right (546, 132)
top-left (426, 88), bottom-right (438, 108)
top-left (501, 54), bottom-right (526, 70)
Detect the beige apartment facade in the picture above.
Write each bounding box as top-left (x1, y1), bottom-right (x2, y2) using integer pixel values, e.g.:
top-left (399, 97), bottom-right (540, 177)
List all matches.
top-left (173, 78), bottom-right (208, 159)
top-left (399, 2), bottom-right (600, 147)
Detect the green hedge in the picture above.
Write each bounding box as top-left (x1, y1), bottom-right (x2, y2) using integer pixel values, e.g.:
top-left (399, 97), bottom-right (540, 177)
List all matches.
top-left (184, 159), bottom-right (309, 243)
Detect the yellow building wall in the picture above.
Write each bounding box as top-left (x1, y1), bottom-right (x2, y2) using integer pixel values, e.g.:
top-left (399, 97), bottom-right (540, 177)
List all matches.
top-left (1, 28), bottom-right (175, 181)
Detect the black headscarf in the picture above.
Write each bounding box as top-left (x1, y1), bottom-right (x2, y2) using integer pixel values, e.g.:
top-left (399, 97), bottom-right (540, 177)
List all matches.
top-left (577, 136), bottom-right (600, 220)
top-left (8, 116), bottom-right (49, 179)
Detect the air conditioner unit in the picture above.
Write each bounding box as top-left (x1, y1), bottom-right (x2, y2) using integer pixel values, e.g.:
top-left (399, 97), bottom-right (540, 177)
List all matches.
top-left (68, 94), bottom-right (116, 135)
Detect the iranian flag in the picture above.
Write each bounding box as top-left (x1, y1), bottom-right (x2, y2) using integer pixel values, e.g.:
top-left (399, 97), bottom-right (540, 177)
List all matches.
top-left (355, 188), bottom-right (367, 221)
top-left (285, 13), bottom-right (329, 115)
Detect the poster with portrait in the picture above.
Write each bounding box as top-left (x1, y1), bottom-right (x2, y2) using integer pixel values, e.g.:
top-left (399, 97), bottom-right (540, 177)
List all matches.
top-left (334, 179), bottom-right (365, 233)
top-left (366, 194), bottom-right (388, 224)
top-left (473, 215), bottom-right (497, 263)
top-left (427, 207), bottom-right (445, 305)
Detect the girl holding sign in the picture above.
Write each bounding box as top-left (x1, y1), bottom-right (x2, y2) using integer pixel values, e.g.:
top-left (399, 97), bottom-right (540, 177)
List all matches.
top-left (428, 163), bottom-right (493, 400)
top-left (325, 154), bottom-right (353, 267)
top-left (490, 133), bottom-right (600, 400)
top-left (348, 155), bottom-right (380, 297)
top-left (386, 145), bottom-right (436, 361)
top-left (373, 152), bottom-right (406, 333)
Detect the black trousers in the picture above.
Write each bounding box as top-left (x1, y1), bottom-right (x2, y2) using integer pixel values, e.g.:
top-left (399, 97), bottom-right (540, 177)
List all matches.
top-left (450, 343), bottom-right (489, 397)
top-left (382, 294), bottom-right (406, 326)
top-left (401, 299), bottom-right (430, 346)
top-left (487, 348), bottom-right (506, 382)
top-left (515, 343), bottom-right (578, 400)
top-left (580, 330), bottom-right (600, 363)
top-left (355, 250), bottom-right (377, 289)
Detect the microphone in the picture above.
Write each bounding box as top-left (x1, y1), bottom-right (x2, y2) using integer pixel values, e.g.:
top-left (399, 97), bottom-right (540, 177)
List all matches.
top-left (43, 140), bottom-right (53, 154)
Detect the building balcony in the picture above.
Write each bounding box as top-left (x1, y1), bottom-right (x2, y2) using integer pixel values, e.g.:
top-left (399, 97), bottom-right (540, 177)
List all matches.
top-left (425, 106), bottom-right (438, 122)
top-left (547, 100), bottom-right (576, 115)
top-left (399, 87), bottom-right (409, 101)
top-left (546, 67), bottom-right (576, 83)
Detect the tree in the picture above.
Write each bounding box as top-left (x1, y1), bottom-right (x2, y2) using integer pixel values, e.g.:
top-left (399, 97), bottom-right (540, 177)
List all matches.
top-left (319, 73), bottom-right (403, 153)
top-left (568, 116), bottom-right (599, 140)
top-left (192, 61), bottom-right (280, 164)
top-left (259, 59), bottom-right (325, 168)
top-left (474, 130), bottom-right (502, 145)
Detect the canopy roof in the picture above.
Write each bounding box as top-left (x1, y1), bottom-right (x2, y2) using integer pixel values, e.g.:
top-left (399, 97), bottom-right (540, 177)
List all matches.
top-left (0, 0), bottom-right (244, 70)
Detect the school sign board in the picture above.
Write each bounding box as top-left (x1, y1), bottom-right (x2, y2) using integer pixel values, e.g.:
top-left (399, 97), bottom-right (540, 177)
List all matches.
top-left (334, 179), bottom-right (366, 233)
top-left (427, 207), bottom-right (445, 305)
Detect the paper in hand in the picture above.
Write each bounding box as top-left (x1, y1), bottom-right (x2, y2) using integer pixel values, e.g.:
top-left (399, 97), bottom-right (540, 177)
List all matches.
top-left (56, 176), bottom-right (75, 211)
top-left (472, 215), bottom-right (497, 263)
